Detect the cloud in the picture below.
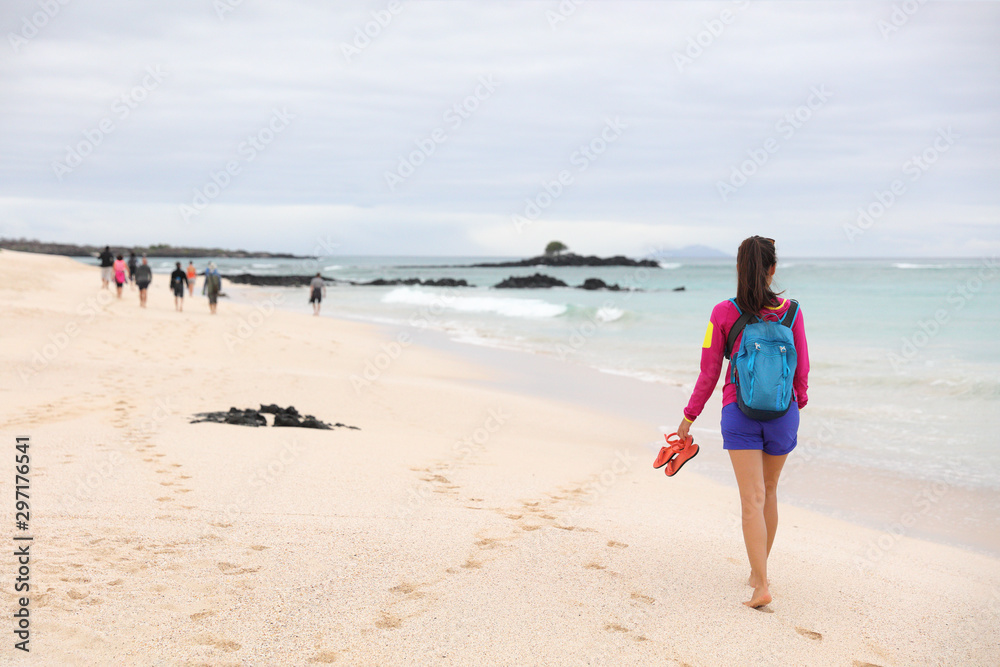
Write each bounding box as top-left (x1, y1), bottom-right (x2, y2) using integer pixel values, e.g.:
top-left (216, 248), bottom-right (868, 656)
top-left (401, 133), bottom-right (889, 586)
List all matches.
top-left (1, 0), bottom-right (997, 256)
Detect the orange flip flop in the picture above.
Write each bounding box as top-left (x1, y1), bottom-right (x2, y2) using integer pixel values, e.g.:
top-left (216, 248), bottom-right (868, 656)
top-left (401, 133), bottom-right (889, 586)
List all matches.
top-left (653, 433), bottom-right (699, 477)
top-left (653, 433), bottom-right (688, 469)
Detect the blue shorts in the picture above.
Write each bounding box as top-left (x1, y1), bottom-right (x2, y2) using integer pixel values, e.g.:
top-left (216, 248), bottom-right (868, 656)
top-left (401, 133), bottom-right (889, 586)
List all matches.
top-left (721, 402), bottom-right (799, 456)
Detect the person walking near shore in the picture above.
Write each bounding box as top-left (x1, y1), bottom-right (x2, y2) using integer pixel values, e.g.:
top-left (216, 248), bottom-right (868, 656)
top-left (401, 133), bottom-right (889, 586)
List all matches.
top-left (113, 254), bottom-right (128, 299)
top-left (309, 272), bottom-right (326, 316)
top-left (675, 235), bottom-right (809, 609)
top-left (134, 255), bottom-right (152, 308)
top-left (170, 262), bottom-right (189, 312)
top-left (127, 251), bottom-right (138, 289)
top-left (203, 262), bottom-right (222, 314)
top-left (98, 245), bottom-right (114, 289)
top-left (186, 261), bottom-right (197, 297)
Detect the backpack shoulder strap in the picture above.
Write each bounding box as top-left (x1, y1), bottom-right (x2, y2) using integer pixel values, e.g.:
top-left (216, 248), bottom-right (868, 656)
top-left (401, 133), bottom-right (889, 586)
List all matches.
top-left (780, 299), bottom-right (800, 328)
top-left (725, 299), bottom-right (756, 360)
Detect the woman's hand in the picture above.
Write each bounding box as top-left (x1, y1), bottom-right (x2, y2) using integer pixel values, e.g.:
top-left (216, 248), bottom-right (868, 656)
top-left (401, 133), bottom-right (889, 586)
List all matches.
top-left (676, 417), bottom-right (692, 441)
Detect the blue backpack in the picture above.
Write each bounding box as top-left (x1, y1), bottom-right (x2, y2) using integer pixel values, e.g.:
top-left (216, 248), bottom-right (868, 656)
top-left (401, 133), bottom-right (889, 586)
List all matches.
top-left (724, 298), bottom-right (800, 421)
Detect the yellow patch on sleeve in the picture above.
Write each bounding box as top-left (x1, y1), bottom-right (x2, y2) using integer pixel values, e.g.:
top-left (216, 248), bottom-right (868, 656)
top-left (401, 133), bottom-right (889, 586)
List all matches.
top-left (702, 322), bottom-right (714, 348)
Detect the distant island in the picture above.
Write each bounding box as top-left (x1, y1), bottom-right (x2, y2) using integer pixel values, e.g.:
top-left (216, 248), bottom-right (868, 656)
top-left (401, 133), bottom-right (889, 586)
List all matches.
top-left (412, 252), bottom-right (660, 269)
top-left (0, 238), bottom-right (307, 259)
top-left (469, 252), bottom-right (660, 268)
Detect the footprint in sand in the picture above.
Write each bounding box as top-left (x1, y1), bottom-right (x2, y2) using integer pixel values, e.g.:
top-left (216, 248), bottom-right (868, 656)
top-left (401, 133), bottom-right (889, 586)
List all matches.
top-left (249, 545), bottom-right (268, 551)
top-left (630, 592), bottom-right (655, 604)
top-left (796, 627), bottom-right (823, 641)
top-left (607, 540), bottom-right (629, 548)
top-left (475, 537), bottom-right (503, 550)
top-left (217, 562), bottom-right (260, 575)
top-left (309, 651), bottom-right (340, 664)
top-left (375, 612), bottom-right (402, 629)
top-left (193, 633), bottom-right (241, 652)
top-left (67, 589), bottom-right (89, 600)
top-left (389, 582), bottom-right (418, 595)
top-left (604, 622), bottom-right (630, 633)
top-left (852, 662), bottom-right (884, 667)
top-left (190, 610), bottom-right (216, 621)
top-left (584, 562), bottom-right (606, 570)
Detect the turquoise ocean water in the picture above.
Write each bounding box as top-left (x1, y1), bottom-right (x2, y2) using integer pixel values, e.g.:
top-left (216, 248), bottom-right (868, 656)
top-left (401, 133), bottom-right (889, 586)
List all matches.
top-left (94, 255), bottom-right (1000, 495)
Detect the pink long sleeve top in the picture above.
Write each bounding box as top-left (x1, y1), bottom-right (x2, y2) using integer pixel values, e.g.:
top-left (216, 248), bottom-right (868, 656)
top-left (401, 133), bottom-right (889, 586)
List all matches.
top-left (683, 298), bottom-right (809, 422)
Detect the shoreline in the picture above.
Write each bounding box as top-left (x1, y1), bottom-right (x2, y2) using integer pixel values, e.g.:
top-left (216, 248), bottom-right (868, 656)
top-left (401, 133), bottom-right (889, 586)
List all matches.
top-left (5, 250), bottom-right (999, 665)
top-left (225, 279), bottom-right (1000, 559)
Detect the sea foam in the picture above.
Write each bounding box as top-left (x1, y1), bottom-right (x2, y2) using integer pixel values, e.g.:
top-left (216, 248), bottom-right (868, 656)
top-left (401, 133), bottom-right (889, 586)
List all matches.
top-left (381, 287), bottom-right (566, 318)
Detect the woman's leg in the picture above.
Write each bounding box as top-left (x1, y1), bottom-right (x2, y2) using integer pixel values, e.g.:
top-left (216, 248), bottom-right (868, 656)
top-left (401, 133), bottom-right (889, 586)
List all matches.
top-left (762, 453), bottom-right (788, 558)
top-left (729, 449), bottom-right (771, 608)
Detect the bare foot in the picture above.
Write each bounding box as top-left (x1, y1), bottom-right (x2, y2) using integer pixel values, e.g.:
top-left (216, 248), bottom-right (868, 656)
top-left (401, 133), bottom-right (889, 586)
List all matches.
top-left (744, 586), bottom-right (772, 608)
top-left (747, 571), bottom-right (771, 588)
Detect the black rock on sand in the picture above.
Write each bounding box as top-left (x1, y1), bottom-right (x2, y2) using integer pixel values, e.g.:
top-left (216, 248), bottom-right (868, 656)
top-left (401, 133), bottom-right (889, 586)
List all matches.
top-left (192, 405), bottom-right (360, 430)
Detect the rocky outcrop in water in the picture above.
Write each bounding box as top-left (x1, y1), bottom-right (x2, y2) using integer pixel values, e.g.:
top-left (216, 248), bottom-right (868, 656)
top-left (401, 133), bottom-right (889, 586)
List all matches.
top-left (578, 278), bottom-right (623, 291)
top-left (225, 274), bottom-right (471, 287)
top-left (472, 253), bottom-right (659, 268)
top-left (494, 273), bottom-right (569, 289)
top-left (192, 405), bottom-right (359, 430)
top-left (355, 277), bottom-right (469, 287)
top-left (225, 274), bottom-right (329, 286)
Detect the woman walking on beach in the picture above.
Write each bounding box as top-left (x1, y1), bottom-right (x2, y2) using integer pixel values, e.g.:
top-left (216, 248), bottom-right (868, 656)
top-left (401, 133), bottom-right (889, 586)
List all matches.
top-left (676, 236), bottom-right (809, 609)
top-left (186, 261), bottom-right (197, 297)
top-left (113, 254), bottom-right (128, 299)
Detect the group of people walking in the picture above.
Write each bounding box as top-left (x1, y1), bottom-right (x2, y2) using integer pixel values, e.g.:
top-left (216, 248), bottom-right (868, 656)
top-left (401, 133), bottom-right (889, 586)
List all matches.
top-left (97, 247), bottom-right (222, 313)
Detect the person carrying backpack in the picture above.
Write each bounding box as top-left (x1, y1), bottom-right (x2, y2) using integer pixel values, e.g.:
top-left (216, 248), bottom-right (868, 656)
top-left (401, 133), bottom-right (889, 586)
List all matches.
top-left (675, 235), bottom-right (809, 609)
top-left (202, 262), bottom-right (222, 314)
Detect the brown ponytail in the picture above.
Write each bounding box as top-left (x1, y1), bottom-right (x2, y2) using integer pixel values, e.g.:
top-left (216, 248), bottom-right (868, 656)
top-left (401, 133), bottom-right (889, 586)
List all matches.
top-left (736, 236), bottom-right (782, 314)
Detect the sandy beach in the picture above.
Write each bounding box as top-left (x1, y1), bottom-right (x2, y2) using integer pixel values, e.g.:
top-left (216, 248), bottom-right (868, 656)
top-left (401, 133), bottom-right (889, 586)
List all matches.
top-left (2, 249), bottom-right (998, 666)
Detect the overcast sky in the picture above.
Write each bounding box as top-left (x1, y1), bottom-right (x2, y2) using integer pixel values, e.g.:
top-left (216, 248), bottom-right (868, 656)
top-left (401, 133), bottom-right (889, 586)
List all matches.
top-left (1, 1), bottom-right (997, 257)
